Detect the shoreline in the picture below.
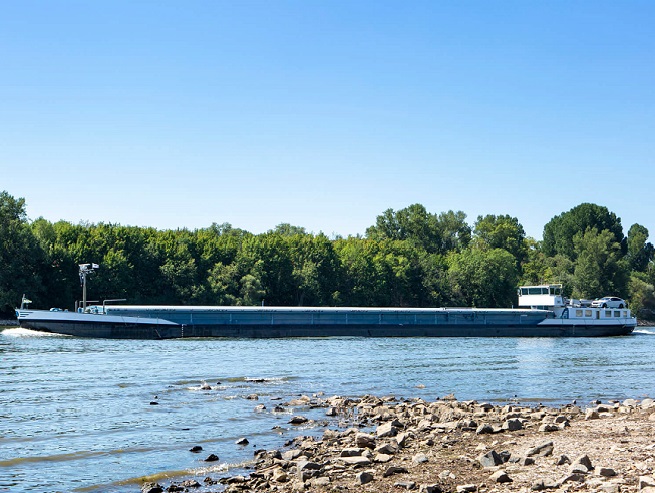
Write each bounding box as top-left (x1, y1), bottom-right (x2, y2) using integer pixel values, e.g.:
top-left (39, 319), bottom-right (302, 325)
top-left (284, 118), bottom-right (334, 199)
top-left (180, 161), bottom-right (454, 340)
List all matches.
top-left (142, 394), bottom-right (655, 493)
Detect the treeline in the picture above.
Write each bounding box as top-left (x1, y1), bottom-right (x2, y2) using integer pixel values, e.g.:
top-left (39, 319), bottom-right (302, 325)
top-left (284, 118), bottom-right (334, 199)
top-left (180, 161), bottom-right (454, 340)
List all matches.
top-left (2, 191), bottom-right (655, 318)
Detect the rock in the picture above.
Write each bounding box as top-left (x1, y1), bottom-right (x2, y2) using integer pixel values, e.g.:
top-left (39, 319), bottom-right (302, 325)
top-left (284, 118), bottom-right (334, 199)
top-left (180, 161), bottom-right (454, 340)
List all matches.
top-left (420, 484), bottom-right (442, 493)
top-left (141, 483), bottom-right (163, 493)
top-left (375, 442), bottom-right (398, 455)
top-left (568, 463), bottom-right (589, 474)
top-left (573, 454), bottom-right (594, 470)
top-left (235, 437), bottom-right (249, 445)
top-left (641, 398), bottom-right (655, 409)
top-left (396, 432), bottom-right (410, 448)
top-left (296, 460), bottom-right (321, 481)
top-left (413, 452), bottom-right (429, 464)
top-left (340, 447), bottom-right (365, 457)
top-left (355, 432), bottom-right (376, 449)
top-left (538, 423), bottom-right (560, 432)
top-left (639, 476), bottom-right (655, 489)
top-left (383, 465), bottom-right (409, 477)
top-left (623, 398), bottom-right (638, 407)
top-left (560, 473), bottom-right (587, 484)
top-left (597, 467), bottom-right (617, 477)
top-left (489, 470), bottom-right (513, 483)
top-left (498, 450), bottom-right (511, 463)
top-left (526, 441), bottom-right (554, 457)
top-left (394, 481), bottom-right (416, 490)
top-left (325, 407), bottom-right (337, 417)
top-left (180, 479), bottom-right (201, 488)
top-left (311, 476), bottom-right (330, 487)
top-left (356, 471), bottom-right (374, 485)
top-left (502, 418), bottom-right (523, 431)
top-left (586, 410), bottom-right (600, 420)
top-left (478, 450), bottom-right (503, 468)
top-left (189, 445), bottom-right (203, 453)
top-left (531, 479), bottom-right (559, 490)
top-left (273, 469), bottom-right (288, 483)
top-left (339, 456), bottom-right (371, 467)
top-left (476, 423), bottom-right (494, 434)
top-left (282, 449), bottom-right (302, 461)
top-left (204, 453), bottom-right (219, 462)
top-left (246, 394), bottom-right (258, 400)
top-left (456, 484), bottom-right (477, 493)
top-left (555, 454), bottom-right (571, 465)
top-left (376, 421), bottom-right (399, 437)
top-left (289, 416), bottom-right (308, 425)
top-left (520, 456), bottom-right (536, 466)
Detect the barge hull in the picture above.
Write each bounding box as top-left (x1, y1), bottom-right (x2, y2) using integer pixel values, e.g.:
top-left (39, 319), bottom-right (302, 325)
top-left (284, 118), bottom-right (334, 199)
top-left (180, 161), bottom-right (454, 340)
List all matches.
top-left (18, 320), bottom-right (634, 339)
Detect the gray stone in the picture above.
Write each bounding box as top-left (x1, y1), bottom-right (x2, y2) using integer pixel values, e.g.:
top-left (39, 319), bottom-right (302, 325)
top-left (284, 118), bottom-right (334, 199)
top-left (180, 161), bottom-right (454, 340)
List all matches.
top-left (489, 470), bottom-right (512, 483)
top-left (538, 423), bottom-right (560, 432)
top-left (356, 471), bottom-right (374, 485)
top-left (374, 453), bottom-right (393, 463)
top-left (478, 450), bottom-right (503, 468)
top-left (502, 418), bottom-right (523, 431)
top-left (289, 416), bottom-right (308, 425)
top-left (568, 464), bottom-right (589, 474)
top-left (456, 485), bottom-right (477, 493)
top-left (413, 452), bottom-right (429, 464)
top-left (235, 437), bottom-right (249, 445)
top-left (573, 454), bottom-right (594, 471)
top-left (476, 423), bottom-right (494, 435)
top-left (383, 465), bottom-right (409, 477)
top-left (311, 476), bottom-right (330, 487)
top-left (531, 479), bottom-right (559, 491)
top-left (396, 432), bottom-right (410, 448)
top-left (141, 483), bottom-right (163, 493)
top-left (555, 454), bottom-right (571, 466)
top-left (355, 432), bottom-right (376, 449)
top-left (597, 467), bottom-right (617, 477)
top-left (204, 453), bottom-right (219, 462)
top-left (376, 421), bottom-right (399, 437)
top-left (420, 485), bottom-right (442, 493)
top-left (339, 456), bottom-right (371, 467)
top-left (340, 447), bottom-right (365, 457)
top-left (560, 473), bottom-right (587, 484)
top-left (375, 442), bottom-right (398, 455)
top-left (641, 398), bottom-right (655, 409)
top-left (282, 449), bottom-right (302, 461)
top-left (394, 481), bottom-right (416, 490)
top-left (639, 476), bottom-right (655, 489)
top-left (526, 441), bottom-right (554, 457)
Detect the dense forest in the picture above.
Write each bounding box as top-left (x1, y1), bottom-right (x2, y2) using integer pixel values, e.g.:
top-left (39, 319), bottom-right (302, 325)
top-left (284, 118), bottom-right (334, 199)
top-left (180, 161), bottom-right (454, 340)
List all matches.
top-left (2, 190), bottom-right (655, 319)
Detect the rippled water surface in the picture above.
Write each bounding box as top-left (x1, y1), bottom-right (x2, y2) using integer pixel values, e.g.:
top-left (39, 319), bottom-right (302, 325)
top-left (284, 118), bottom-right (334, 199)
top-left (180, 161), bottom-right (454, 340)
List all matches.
top-left (1, 327), bottom-right (654, 492)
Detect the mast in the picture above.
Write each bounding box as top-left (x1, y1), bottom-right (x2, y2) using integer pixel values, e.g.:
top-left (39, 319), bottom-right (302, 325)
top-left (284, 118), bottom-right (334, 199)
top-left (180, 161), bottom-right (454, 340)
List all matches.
top-left (79, 263), bottom-right (99, 310)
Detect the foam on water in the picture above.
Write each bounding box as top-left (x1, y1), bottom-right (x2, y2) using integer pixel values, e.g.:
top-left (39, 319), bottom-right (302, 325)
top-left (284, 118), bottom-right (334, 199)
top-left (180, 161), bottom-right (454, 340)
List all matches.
top-left (0, 327), bottom-right (69, 337)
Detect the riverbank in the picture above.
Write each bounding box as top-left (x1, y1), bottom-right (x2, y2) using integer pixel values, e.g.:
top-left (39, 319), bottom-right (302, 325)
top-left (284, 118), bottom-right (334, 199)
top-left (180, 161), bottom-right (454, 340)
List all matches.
top-left (145, 395), bottom-right (655, 493)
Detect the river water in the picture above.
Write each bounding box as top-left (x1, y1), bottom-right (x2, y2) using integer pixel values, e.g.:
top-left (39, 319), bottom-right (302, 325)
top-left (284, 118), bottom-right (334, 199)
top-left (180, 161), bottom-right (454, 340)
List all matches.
top-left (1, 327), bottom-right (654, 493)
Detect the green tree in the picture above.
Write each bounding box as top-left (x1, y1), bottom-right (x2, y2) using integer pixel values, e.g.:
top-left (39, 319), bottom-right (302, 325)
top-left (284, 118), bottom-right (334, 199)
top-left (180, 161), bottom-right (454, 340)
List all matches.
top-left (447, 248), bottom-right (519, 307)
top-left (542, 203), bottom-right (625, 260)
top-left (626, 223), bottom-right (654, 273)
top-left (571, 228), bottom-right (628, 299)
top-left (0, 192), bottom-right (45, 313)
top-left (472, 214), bottom-right (527, 264)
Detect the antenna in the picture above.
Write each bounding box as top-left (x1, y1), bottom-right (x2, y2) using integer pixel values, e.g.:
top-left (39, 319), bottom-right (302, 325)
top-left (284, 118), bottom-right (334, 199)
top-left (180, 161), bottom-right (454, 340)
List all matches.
top-left (79, 263), bottom-right (99, 310)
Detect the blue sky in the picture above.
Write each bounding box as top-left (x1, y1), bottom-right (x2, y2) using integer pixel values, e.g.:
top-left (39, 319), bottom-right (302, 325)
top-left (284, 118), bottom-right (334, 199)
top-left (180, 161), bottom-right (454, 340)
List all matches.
top-left (1, 1), bottom-right (653, 240)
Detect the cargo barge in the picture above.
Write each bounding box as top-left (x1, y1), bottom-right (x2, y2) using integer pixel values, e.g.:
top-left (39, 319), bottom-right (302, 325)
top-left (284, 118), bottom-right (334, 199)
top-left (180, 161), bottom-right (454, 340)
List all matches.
top-left (15, 282), bottom-right (636, 339)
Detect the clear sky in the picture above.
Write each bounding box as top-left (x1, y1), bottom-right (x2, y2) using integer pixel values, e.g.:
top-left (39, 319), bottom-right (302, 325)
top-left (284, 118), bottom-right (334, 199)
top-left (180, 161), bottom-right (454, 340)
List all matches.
top-left (1, 1), bottom-right (653, 240)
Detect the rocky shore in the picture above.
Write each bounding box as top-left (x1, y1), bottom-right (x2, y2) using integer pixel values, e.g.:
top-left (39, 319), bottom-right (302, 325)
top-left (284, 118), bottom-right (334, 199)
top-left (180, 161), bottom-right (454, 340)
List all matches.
top-left (142, 394), bottom-right (655, 493)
